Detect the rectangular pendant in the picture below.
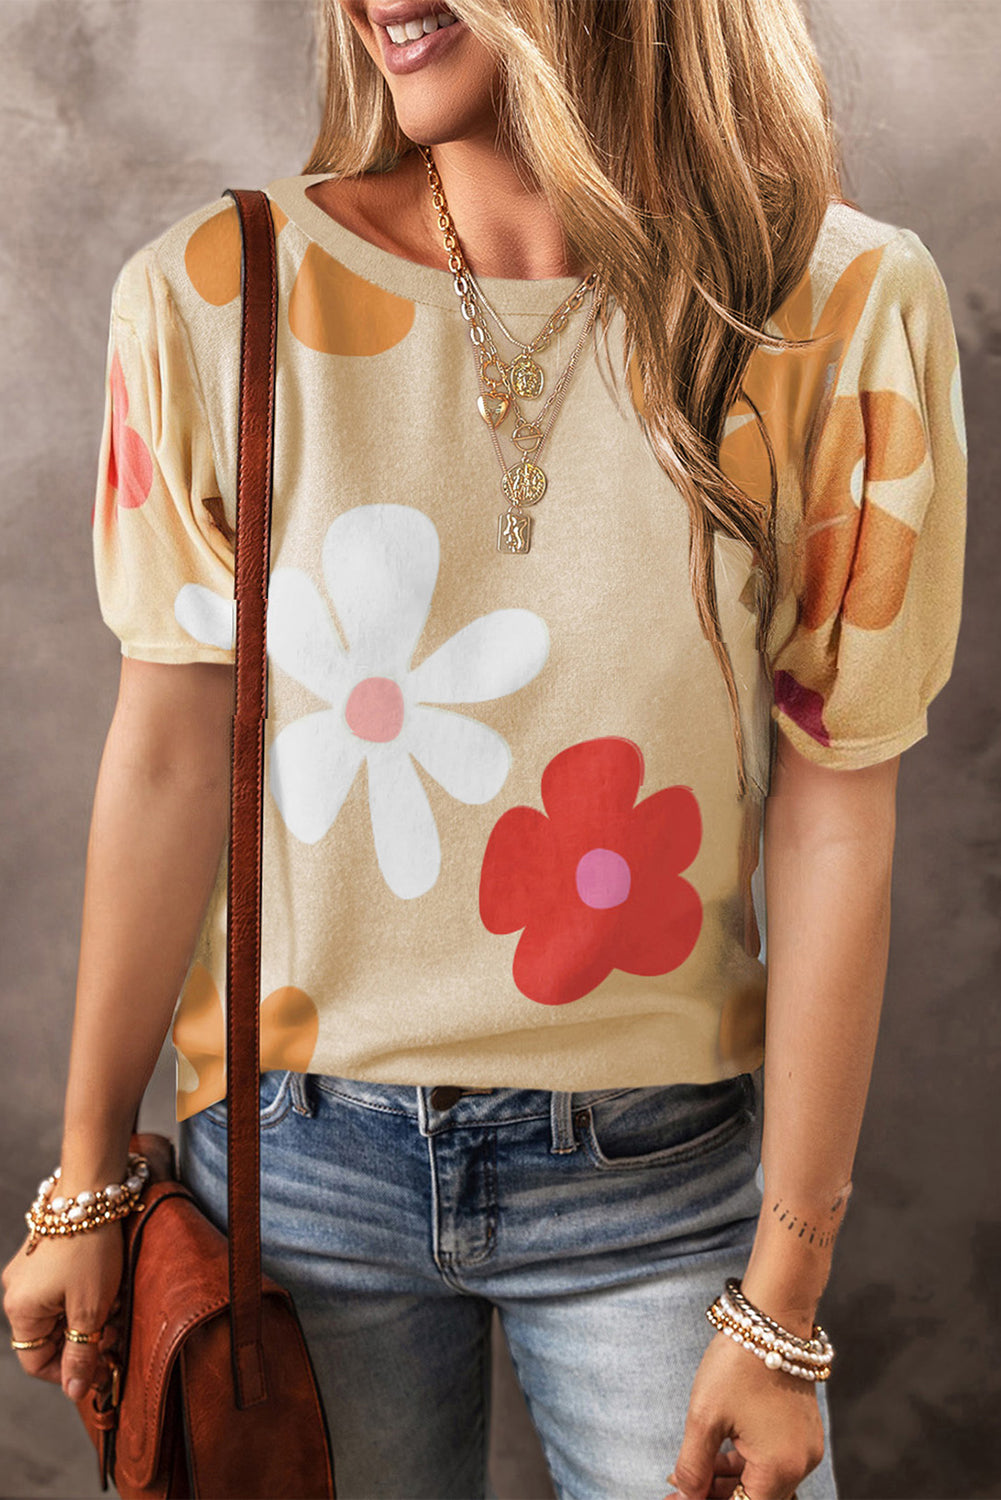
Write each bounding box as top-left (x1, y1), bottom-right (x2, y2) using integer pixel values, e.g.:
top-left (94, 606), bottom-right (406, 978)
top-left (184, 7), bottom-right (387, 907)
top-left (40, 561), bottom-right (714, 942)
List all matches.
top-left (498, 506), bottom-right (532, 554)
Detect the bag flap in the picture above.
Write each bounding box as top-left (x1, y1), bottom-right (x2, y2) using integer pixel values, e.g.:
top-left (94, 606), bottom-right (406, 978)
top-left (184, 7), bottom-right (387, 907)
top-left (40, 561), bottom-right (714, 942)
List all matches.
top-left (106, 1131), bottom-right (293, 1491)
top-left (114, 1185), bottom-right (232, 1488)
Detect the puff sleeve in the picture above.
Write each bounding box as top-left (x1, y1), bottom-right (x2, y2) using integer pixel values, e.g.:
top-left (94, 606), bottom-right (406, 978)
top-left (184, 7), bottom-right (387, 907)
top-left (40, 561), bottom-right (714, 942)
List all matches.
top-left (766, 228), bottom-right (967, 768)
top-left (91, 248), bottom-right (236, 663)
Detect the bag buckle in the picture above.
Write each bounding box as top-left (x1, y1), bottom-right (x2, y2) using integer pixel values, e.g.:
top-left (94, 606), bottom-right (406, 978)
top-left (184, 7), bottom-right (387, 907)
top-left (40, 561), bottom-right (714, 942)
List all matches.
top-left (93, 1351), bottom-right (122, 1412)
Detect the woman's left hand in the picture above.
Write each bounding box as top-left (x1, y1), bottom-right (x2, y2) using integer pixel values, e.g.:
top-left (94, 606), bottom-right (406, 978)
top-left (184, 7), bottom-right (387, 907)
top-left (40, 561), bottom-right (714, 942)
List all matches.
top-left (667, 1333), bottom-right (825, 1500)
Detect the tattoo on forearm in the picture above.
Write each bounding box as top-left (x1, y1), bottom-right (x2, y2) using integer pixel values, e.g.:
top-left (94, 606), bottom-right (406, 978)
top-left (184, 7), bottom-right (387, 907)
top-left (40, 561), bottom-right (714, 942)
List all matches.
top-left (769, 1185), bottom-right (852, 1250)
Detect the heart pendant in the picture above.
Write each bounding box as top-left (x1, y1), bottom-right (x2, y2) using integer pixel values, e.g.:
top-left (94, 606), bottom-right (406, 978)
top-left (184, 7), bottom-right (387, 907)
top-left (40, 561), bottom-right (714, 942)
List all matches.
top-left (477, 392), bottom-right (510, 427)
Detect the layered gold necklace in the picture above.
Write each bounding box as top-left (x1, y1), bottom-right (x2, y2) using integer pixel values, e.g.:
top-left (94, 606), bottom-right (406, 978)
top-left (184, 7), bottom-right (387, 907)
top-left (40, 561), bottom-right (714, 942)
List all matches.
top-left (420, 144), bottom-right (601, 554)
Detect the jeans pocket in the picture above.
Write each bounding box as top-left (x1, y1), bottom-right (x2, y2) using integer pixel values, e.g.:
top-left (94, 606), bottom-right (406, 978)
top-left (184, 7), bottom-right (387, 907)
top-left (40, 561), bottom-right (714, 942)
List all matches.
top-left (201, 1069), bottom-right (294, 1131)
top-left (577, 1075), bottom-right (754, 1170)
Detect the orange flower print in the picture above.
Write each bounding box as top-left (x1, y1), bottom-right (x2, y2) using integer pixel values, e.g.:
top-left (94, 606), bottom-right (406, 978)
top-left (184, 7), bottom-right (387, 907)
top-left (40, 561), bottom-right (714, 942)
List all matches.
top-left (711, 222), bottom-right (946, 750)
top-left (718, 243), bottom-right (887, 517)
top-left (106, 348), bottom-right (153, 510)
top-left (288, 243), bottom-right (415, 356)
top-left (172, 961), bottom-right (320, 1121)
top-left (184, 200), bottom-right (287, 306)
top-left (718, 231), bottom-right (931, 639)
top-left (807, 387), bottom-right (925, 632)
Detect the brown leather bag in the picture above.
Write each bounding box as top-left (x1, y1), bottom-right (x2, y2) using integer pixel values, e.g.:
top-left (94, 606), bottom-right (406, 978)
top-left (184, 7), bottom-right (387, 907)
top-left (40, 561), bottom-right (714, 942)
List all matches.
top-left (75, 187), bottom-right (336, 1499)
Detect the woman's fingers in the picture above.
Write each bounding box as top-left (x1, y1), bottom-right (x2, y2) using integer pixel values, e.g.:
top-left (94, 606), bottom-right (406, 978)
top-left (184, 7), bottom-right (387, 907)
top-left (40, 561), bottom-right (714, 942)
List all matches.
top-left (6, 1311), bottom-right (65, 1383)
top-left (706, 1451), bottom-right (745, 1498)
top-left (669, 1447), bottom-right (744, 1500)
top-left (17, 1339), bottom-right (66, 1386)
top-left (669, 1407), bottom-right (730, 1499)
top-left (4, 1217), bottom-right (125, 1402)
top-left (707, 1471), bottom-right (742, 1500)
top-left (60, 1298), bottom-right (108, 1401)
top-left (739, 1453), bottom-right (813, 1499)
top-left (4, 1242), bottom-right (69, 1385)
top-left (665, 1447), bottom-right (744, 1500)
top-left (712, 1451), bottom-right (745, 1477)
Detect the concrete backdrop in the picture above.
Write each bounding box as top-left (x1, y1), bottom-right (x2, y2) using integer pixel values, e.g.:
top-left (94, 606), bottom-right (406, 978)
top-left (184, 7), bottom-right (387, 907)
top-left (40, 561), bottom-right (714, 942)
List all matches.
top-left (1, 2), bottom-right (997, 1497)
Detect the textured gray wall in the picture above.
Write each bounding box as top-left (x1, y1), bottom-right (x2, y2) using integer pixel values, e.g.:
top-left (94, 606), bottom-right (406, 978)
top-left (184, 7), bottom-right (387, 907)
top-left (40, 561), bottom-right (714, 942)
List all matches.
top-left (1, 3), bottom-right (997, 1497)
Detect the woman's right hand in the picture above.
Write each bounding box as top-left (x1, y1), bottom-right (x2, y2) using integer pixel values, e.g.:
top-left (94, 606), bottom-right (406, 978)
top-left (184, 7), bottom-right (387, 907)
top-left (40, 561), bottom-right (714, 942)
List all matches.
top-left (2, 1220), bottom-right (124, 1402)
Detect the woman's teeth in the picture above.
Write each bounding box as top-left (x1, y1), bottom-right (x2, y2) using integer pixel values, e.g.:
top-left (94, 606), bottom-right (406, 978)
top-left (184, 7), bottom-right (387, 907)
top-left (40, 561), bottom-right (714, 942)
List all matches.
top-left (385, 13), bottom-right (457, 44)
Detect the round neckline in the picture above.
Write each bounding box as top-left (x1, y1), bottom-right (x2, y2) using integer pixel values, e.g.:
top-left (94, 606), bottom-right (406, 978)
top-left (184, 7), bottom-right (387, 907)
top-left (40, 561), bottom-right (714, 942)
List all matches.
top-left (264, 173), bottom-right (588, 316)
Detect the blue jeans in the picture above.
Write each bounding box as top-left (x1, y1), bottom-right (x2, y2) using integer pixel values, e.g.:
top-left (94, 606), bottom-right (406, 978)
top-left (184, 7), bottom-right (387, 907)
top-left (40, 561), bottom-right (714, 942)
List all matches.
top-left (178, 1069), bottom-right (837, 1500)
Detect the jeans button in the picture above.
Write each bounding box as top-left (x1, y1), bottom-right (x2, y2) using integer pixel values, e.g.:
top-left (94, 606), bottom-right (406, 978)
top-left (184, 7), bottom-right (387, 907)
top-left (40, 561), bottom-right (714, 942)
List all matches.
top-left (430, 1086), bottom-right (464, 1110)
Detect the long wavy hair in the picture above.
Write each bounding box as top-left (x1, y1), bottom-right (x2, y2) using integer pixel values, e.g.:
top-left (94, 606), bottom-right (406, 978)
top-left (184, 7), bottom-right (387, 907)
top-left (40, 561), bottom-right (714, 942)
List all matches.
top-left (302, 0), bottom-right (845, 797)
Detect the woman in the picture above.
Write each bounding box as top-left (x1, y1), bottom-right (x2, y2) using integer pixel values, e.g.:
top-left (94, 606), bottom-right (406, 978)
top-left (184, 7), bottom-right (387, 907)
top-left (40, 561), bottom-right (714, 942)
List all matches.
top-left (2, 1), bottom-right (966, 1498)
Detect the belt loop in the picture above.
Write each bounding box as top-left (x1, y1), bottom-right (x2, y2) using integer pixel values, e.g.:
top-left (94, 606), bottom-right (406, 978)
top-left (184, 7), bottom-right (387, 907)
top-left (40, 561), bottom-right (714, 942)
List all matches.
top-left (289, 1072), bottom-right (314, 1118)
top-left (416, 1086), bottom-right (431, 1137)
top-left (549, 1091), bottom-right (578, 1154)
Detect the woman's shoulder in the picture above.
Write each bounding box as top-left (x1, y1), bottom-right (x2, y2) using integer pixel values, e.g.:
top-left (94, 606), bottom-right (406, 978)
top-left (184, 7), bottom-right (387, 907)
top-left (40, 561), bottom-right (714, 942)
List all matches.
top-left (812, 197), bottom-right (906, 267)
top-left (777, 198), bottom-right (944, 344)
top-left (109, 188), bottom-right (281, 332)
top-left (110, 161), bottom-right (425, 325)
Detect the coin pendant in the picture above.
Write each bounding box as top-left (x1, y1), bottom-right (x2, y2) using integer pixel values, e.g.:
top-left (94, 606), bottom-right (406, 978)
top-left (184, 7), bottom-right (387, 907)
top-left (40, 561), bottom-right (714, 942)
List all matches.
top-left (502, 460), bottom-right (547, 507)
top-left (511, 355), bottom-right (544, 399)
top-left (498, 507), bottom-right (532, 554)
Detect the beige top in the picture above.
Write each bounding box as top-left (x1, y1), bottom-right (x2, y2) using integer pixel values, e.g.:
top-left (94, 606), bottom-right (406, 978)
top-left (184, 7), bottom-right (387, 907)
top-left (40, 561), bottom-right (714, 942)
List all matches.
top-left (91, 178), bottom-right (966, 1121)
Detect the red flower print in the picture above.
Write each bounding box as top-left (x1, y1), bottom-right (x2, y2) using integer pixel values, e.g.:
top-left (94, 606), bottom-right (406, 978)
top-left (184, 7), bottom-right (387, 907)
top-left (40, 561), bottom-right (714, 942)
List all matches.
top-left (107, 348), bottom-right (153, 509)
top-left (773, 670), bottom-right (831, 746)
top-left (479, 737), bottom-right (703, 1006)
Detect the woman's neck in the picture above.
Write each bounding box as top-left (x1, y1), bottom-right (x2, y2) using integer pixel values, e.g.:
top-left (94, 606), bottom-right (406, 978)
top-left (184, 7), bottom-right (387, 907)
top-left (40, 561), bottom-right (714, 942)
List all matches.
top-left (309, 140), bottom-right (588, 281)
top-left (416, 139), bottom-right (587, 280)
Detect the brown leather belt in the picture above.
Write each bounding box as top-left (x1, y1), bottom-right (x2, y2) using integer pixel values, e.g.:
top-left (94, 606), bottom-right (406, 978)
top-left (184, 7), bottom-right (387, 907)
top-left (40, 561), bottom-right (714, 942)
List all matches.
top-left (429, 1086), bottom-right (495, 1109)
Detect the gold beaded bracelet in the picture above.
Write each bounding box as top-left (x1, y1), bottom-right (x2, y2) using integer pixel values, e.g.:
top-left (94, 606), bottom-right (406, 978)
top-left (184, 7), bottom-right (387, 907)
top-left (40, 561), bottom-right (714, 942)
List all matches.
top-left (25, 1153), bottom-right (150, 1255)
top-left (706, 1278), bottom-right (834, 1383)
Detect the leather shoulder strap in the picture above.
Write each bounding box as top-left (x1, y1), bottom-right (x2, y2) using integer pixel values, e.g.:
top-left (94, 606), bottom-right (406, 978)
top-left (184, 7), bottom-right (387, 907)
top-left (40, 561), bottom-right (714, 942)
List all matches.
top-left (221, 186), bottom-right (278, 1409)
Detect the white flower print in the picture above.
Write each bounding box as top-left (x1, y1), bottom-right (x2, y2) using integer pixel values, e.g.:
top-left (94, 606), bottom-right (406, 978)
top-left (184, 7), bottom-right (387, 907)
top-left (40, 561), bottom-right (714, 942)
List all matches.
top-left (175, 582), bottom-right (235, 649)
top-left (175, 504), bottom-right (550, 899)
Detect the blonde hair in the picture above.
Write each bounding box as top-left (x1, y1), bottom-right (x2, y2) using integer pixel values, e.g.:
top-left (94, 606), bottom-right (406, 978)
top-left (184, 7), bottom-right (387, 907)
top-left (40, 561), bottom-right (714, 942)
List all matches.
top-left (303, 0), bottom-right (845, 796)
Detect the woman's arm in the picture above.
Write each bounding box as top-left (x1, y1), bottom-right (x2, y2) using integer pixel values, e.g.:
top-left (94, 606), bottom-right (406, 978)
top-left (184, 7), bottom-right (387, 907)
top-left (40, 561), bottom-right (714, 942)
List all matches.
top-left (3, 657), bottom-right (233, 1402)
top-left (740, 730), bottom-right (898, 1328)
top-left (669, 727), bottom-right (900, 1500)
top-left (60, 657), bottom-right (234, 1186)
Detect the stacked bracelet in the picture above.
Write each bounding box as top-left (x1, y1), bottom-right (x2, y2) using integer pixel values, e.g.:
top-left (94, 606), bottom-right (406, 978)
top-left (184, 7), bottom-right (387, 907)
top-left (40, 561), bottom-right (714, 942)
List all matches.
top-left (706, 1278), bottom-right (834, 1383)
top-left (25, 1154), bottom-right (150, 1255)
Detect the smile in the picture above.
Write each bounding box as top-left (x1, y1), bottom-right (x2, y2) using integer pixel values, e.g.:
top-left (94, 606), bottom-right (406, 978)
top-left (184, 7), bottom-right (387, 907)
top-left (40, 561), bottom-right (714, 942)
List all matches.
top-left (370, 6), bottom-right (464, 74)
top-left (383, 11), bottom-right (457, 44)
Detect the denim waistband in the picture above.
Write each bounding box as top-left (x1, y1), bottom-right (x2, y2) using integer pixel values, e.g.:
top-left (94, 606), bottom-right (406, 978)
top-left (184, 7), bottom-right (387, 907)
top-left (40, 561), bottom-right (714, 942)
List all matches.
top-left (285, 1071), bottom-right (746, 1156)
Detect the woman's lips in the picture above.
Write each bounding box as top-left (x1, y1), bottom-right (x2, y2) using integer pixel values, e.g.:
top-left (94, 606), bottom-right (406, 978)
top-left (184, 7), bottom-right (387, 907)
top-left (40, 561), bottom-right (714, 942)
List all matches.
top-left (375, 16), bottom-right (464, 75)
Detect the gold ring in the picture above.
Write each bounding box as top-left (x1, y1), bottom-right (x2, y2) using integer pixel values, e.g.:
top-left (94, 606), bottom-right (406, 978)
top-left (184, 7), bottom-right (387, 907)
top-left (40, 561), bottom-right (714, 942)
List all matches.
top-left (733, 1485), bottom-right (753, 1500)
top-left (10, 1331), bottom-right (59, 1351)
top-left (64, 1326), bottom-right (103, 1345)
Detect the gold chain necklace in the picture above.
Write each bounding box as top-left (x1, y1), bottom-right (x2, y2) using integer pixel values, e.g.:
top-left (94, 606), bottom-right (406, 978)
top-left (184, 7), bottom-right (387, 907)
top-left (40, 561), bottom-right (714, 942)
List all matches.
top-left (420, 144), bottom-right (601, 554)
top-left (487, 304), bottom-right (599, 552)
top-left (464, 265), bottom-right (581, 390)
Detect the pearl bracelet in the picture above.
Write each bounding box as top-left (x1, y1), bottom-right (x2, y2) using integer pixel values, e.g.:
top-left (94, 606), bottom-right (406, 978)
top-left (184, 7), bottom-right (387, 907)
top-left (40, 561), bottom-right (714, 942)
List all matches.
top-left (706, 1278), bottom-right (834, 1383)
top-left (25, 1154), bottom-right (150, 1255)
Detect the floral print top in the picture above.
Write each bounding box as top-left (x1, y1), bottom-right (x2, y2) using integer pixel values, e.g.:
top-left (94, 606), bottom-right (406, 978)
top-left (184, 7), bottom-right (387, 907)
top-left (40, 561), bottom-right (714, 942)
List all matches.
top-left (91, 177), bottom-right (966, 1121)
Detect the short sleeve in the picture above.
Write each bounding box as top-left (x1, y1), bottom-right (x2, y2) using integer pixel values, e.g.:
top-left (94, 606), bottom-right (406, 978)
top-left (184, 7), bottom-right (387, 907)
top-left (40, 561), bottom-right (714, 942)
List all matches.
top-left (766, 227), bottom-right (967, 768)
top-left (91, 248), bottom-right (236, 664)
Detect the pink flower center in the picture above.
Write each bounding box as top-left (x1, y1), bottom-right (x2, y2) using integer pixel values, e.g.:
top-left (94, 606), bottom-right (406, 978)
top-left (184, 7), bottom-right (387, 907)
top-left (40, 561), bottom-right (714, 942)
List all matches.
top-left (344, 676), bottom-right (405, 743)
top-left (575, 848), bottom-right (631, 910)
